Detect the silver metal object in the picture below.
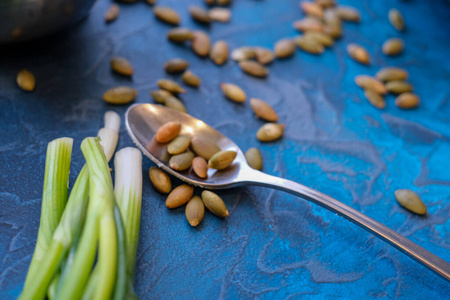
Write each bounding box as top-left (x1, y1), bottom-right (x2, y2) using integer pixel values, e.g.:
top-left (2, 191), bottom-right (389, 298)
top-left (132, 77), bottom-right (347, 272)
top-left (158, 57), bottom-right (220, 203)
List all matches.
top-left (0, 0), bottom-right (96, 44)
top-left (125, 103), bottom-right (450, 281)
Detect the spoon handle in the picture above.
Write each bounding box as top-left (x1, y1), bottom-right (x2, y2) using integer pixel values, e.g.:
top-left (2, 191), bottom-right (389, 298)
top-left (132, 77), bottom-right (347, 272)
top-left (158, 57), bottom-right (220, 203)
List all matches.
top-left (242, 170), bottom-right (450, 281)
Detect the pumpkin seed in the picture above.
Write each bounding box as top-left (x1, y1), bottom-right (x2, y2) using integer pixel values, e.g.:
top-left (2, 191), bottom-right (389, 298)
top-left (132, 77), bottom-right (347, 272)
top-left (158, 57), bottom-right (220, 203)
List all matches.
top-left (364, 90), bottom-right (385, 109)
top-left (16, 69), bottom-right (36, 92)
top-left (231, 47), bottom-right (255, 61)
top-left (208, 8), bottom-right (231, 23)
top-left (164, 58), bottom-right (189, 73)
top-left (389, 8), bottom-right (405, 31)
top-left (201, 190), bottom-right (229, 217)
top-left (191, 136), bottom-right (221, 160)
top-left (210, 40), bottom-right (229, 65)
top-left (189, 6), bottom-right (211, 24)
top-left (153, 6), bottom-right (180, 25)
top-left (347, 43), bottom-right (370, 65)
top-left (166, 184), bottom-right (194, 209)
top-left (150, 89), bottom-right (173, 103)
top-left (256, 123), bottom-right (285, 142)
top-left (110, 57), bottom-right (133, 76)
top-left (274, 39), bottom-right (295, 58)
top-left (245, 147), bottom-right (262, 170)
top-left (239, 60), bottom-right (269, 77)
top-left (316, 0), bottom-right (336, 8)
top-left (167, 135), bottom-right (191, 155)
top-left (395, 93), bottom-right (420, 109)
top-left (254, 47), bottom-right (275, 64)
top-left (354, 75), bottom-right (387, 95)
top-left (336, 6), bottom-right (360, 22)
top-left (104, 4), bottom-right (119, 23)
top-left (164, 96), bottom-right (187, 113)
top-left (385, 81), bottom-right (413, 94)
top-left (208, 150), bottom-right (237, 170)
top-left (221, 83), bottom-right (247, 103)
top-left (300, 2), bottom-right (324, 19)
top-left (382, 38), bottom-right (404, 56)
top-left (149, 167), bottom-right (172, 194)
top-left (295, 36), bottom-right (325, 54)
top-left (250, 98), bottom-right (278, 122)
top-left (169, 151), bottom-right (194, 171)
top-left (103, 87), bottom-right (137, 105)
top-left (157, 79), bottom-right (186, 94)
top-left (192, 31), bottom-right (211, 57)
top-left (304, 31), bottom-right (334, 47)
top-left (146, 0), bottom-right (156, 4)
top-left (185, 196), bottom-right (205, 227)
top-left (323, 8), bottom-right (341, 26)
top-left (167, 28), bottom-right (195, 43)
top-left (192, 156), bottom-right (208, 178)
top-left (181, 70), bottom-right (201, 87)
top-left (217, 0), bottom-right (231, 6)
top-left (293, 17), bottom-right (325, 33)
top-left (395, 189), bottom-right (427, 215)
top-left (205, 0), bottom-right (215, 5)
top-left (324, 23), bottom-right (342, 39)
top-left (156, 121), bottom-right (181, 143)
top-left (376, 67), bottom-right (408, 82)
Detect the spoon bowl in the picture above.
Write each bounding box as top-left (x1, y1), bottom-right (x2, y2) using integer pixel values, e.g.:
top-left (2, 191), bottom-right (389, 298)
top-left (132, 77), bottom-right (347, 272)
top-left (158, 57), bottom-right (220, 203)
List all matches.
top-left (125, 103), bottom-right (450, 281)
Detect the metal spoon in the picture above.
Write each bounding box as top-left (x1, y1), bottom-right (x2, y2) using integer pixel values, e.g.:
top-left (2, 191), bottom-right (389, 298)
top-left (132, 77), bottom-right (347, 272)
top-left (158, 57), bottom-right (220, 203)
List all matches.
top-left (125, 103), bottom-right (450, 281)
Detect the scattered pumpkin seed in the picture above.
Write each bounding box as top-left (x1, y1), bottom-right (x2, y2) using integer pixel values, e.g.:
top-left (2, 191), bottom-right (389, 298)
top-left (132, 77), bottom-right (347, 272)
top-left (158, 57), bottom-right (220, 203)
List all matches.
top-left (250, 98), bottom-right (278, 122)
top-left (364, 90), bottom-right (385, 109)
top-left (385, 81), bottom-right (413, 94)
top-left (300, 2), bottom-right (324, 19)
top-left (192, 30), bottom-right (211, 57)
top-left (323, 9), bottom-right (342, 38)
top-left (210, 40), bottom-right (229, 65)
top-left (169, 151), bottom-right (194, 171)
top-left (347, 43), bottom-right (370, 65)
top-left (157, 79), bottom-right (186, 94)
top-left (316, 0), bottom-right (336, 8)
top-left (274, 39), bottom-right (296, 58)
top-left (181, 70), bottom-right (201, 87)
top-left (354, 75), bottom-right (387, 95)
top-left (395, 189), bottom-right (427, 215)
top-left (190, 136), bottom-right (221, 160)
top-left (167, 27), bottom-right (195, 43)
top-left (336, 6), bottom-right (360, 22)
top-left (245, 148), bottom-right (263, 170)
top-left (205, 0), bottom-right (215, 5)
top-left (16, 69), bottom-right (36, 92)
top-left (103, 87), bottom-right (137, 105)
top-left (208, 8), bottom-right (231, 22)
top-left (164, 58), bottom-right (189, 73)
top-left (150, 89), bottom-right (173, 103)
top-left (189, 6), bottom-right (211, 24)
top-left (231, 47), bottom-right (255, 61)
top-left (156, 121), bottom-right (181, 143)
top-left (110, 57), bottom-right (134, 76)
top-left (389, 8), bottom-right (405, 31)
top-left (221, 83), bottom-right (247, 103)
top-left (153, 6), bottom-right (180, 25)
top-left (208, 150), bottom-right (237, 170)
top-left (376, 67), bottom-right (408, 82)
top-left (324, 23), bottom-right (342, 39)
top-left (192, 156), bottom-right (208, 178)
top-left (382, 38), bottom-right (404, 56)
top-left (166, 184), bottom-right (194, 209)
top-left (256, 123), bottom-right (285, 142)
top-left (295, 36), bottom-right (325, 54)
top-left (149, 167), bottom-right (172, 194)
top-left (217, 0), bottom-right (231, 6)
top-left (239, 60), bottom-right (269, 77)
top-left (185, 196), bottom-right (205, 227)
top-left (104, 4), bottom-right (120, 23)
top-left (254, 47), bottom-right (275, 65)
top-left (146, 0), bottom-right (156, 4)
top-left (201, 190), bottom-right (229, 217)
top-left (164, 96), bottom-right (187, 113)
top-left (395, 93), bottom-right (420, 109)
top-left (293, 17), bottom-right (325, 33)
top-left (304, 31), bottom-right (334, 47)
top-left (167, 135), bottom-right (191, 155)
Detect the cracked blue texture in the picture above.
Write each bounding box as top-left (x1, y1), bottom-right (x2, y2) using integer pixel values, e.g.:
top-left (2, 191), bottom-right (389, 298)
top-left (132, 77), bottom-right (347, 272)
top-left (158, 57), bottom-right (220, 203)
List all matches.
top-left (0, 0), bottom-right (449, 299)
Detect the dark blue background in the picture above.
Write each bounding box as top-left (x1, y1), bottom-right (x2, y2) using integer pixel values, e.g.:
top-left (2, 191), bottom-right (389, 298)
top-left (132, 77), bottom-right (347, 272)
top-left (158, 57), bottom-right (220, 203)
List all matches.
top-left (1, 0), bottom-right (449, 298)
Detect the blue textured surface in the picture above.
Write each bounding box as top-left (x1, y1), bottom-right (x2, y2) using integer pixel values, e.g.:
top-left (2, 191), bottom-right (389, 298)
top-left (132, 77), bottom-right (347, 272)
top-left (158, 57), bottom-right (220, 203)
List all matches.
top-left (1, 0), bottom-right (450, 299)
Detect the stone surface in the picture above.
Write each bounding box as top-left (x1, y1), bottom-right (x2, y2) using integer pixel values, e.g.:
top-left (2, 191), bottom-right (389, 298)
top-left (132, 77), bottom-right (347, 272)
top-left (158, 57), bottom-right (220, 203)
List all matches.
top-left (0, 0), bottom-right (449, 299)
